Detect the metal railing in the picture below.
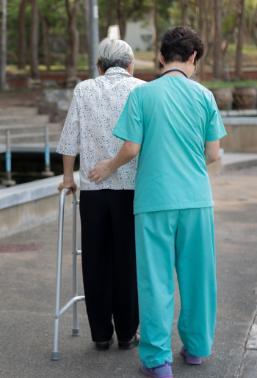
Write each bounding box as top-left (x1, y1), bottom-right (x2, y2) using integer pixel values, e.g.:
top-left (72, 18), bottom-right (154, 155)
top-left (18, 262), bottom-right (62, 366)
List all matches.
top-left (0, 125), bottom-right (53, 186)
top-left (51, 189), bottom-right (85, 361)
top-left (3, 130), bottom-right (15, 186)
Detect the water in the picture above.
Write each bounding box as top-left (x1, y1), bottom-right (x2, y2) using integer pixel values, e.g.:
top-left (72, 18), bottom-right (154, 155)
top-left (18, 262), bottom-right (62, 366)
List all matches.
top-left (0, 152), bottom-right (79, 186)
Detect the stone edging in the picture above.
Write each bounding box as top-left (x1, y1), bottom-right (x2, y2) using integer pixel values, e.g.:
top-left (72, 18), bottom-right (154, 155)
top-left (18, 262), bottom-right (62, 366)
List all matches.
top-left (0, 172), bottom-right (79, 210)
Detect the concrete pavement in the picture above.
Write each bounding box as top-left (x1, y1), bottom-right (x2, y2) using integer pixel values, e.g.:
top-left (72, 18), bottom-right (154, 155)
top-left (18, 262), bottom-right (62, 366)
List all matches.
top-left (1, 166), bottom-right (257, 378)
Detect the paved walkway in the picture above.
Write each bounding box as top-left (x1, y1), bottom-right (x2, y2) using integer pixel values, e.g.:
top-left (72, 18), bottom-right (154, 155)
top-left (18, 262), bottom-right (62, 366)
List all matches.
top-left (1, 166), bottom-right (257, 378)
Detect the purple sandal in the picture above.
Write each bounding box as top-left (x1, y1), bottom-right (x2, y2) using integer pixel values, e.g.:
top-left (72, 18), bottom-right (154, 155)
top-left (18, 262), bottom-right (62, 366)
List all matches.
top-left (180, 347), bottom-right (202, 365)
top-left (140, 362), bottom-right (173, 378)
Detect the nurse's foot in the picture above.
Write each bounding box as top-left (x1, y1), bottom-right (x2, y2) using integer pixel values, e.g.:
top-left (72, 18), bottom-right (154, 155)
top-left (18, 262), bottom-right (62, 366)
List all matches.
top-left (140, 362), bottom-right (173, 378)
top-left (180, 347), bottom-right (202, 365)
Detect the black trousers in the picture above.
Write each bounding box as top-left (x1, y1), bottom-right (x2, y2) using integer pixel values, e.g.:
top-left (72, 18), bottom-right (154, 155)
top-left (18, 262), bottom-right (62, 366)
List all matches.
top-left (80, 190), bottom-right (139, 342)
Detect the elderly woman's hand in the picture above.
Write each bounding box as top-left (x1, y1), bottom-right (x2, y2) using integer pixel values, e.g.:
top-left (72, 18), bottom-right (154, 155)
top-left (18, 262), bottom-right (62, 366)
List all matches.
top-left (58, 177), bottom-right (77, 194)
top-left (89, 159), bottom-right (115, 183)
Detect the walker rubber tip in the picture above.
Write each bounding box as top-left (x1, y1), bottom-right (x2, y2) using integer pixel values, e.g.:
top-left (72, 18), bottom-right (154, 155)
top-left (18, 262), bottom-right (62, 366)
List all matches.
top-left (51, 352), bottom-right (60, 361)
top-left (72, 329), bottom-right (80, 336)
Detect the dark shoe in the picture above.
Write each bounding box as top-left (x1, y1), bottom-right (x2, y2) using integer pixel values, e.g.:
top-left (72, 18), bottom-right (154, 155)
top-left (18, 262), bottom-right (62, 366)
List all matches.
top-left (95, 337), bottom-right (114, 351)
top-left (118, 333), bottom-right (140, 350)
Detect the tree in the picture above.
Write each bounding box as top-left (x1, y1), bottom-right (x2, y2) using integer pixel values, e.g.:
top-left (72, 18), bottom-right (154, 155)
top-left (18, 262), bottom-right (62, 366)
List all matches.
top-left (38, 0), bottom-right (68, 69)
top-left (116, 0), bottom-right (127, 39)
top-left (152, 0), bottom-right (174, 70)
top-left (42, 15), bottom-right (51, 70)
top-left (153, 0), bottom-right (159, 69)
top-left (235, 0), bottom-right (245, 77)
top-left (213, 0), bottom-right (223, 78)
top-left (180, 0), bottom-right (189, 25)
top-left (18, 0), bottom-right (27, 69)
top-left (0, 0), bottom-right (7, 89)
top-left (198, 0), bottom-right (206, 79)
top-left (98, 0), bottom-right (140, 40)
top-left (65, 0), bottom-right (80, 85)
top-left (30, 0), bottom-right (39, 79)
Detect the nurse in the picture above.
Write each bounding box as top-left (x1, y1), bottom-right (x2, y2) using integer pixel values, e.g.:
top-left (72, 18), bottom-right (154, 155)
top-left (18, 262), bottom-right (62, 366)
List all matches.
top-left (89, 26), bottom-right (227, 378)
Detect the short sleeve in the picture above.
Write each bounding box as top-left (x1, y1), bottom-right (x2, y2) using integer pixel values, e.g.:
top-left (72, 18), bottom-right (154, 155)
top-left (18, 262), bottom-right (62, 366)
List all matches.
top-left (113, 89), bottom-right (143, 144)
top-left (56, 92), bottom-right (80, 156)
top-left (205, 93), bottom-right (227, 142)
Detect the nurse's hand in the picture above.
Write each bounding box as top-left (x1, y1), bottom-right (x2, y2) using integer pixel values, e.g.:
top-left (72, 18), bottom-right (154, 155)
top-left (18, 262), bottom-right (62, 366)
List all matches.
top-left (89, 159), bottom-right (115, 183)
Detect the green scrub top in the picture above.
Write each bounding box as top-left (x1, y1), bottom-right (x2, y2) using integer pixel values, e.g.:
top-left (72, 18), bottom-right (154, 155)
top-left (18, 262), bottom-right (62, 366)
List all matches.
top-left (113, 76), bottom-right (227, 215)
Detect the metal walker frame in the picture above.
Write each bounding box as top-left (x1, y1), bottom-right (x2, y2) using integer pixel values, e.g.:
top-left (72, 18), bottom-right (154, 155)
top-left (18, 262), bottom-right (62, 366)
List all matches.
top-left (51, 189), bottom-right (85, 361)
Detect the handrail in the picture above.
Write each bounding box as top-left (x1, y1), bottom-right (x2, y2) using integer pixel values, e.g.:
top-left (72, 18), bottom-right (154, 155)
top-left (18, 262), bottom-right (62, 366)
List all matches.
top-left (0, 125), bottom-right (53, 186)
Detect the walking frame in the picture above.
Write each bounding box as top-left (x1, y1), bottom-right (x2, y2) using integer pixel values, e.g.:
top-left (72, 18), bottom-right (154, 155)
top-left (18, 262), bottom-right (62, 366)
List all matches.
top-left (51, 188), bottom-right (85, 361)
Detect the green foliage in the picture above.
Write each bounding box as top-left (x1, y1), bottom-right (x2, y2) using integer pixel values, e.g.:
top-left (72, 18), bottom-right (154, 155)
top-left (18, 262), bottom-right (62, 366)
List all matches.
top-left (5, 0), bottom-right (257, 72)
top-left (222, 0), bottom-right (237, 37)
top-left (98, 0), bottom-right (174, 39)
top-left (7, 0), bottom-right (25, 63)
top-left (205, 79), bottom-right (257, 89)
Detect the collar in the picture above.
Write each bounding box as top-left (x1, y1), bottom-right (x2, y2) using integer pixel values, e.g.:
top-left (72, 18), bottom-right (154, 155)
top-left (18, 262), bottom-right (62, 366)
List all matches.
top-left (105, 67), bottom-right (132, 77)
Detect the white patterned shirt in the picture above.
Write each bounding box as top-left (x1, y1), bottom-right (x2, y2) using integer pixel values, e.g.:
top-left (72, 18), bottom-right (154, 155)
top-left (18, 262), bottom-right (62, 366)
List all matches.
top-left (56, 67), bottom-right (144, 190)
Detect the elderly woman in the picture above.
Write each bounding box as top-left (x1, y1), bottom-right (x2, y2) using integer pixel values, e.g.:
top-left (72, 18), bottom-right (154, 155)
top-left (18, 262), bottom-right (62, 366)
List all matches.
top-left (57, 39), bottom-right (143, 350)
top-left (89, 27), bottom-right (227, 377)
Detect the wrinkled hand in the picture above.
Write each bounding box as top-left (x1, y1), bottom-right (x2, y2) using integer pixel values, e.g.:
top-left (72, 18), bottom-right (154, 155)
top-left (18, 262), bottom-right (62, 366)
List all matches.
top-left (58, 178), bottom-right (77, 195)
top-left (88, 159), bottom-right (114, 184)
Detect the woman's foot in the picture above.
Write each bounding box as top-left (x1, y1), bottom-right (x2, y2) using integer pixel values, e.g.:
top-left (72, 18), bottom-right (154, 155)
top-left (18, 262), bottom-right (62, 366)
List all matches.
top-left (140, 362), bottom-right (173, 378)
top-left (180, 347), bottom-right (202, 365)
top-left (95, 337), bottom-right (114, 351)
top-left (118, 333), bottom-right (140, 350)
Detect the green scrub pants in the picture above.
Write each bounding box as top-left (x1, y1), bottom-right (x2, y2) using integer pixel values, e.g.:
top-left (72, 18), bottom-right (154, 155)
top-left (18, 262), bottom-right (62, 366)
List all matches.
top-left (135, 207), bottom-right (216, 368)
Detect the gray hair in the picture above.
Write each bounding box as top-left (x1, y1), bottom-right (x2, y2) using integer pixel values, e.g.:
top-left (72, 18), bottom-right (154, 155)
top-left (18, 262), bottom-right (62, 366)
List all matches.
top-left (97, 38), bottom-right (134, 72)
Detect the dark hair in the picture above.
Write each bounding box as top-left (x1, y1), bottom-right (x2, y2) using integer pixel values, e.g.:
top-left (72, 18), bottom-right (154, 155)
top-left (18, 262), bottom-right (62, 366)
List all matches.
top-left (97, 59), bottom-right (130, 73)
top-left (160, 26), bottom-right (204, 64)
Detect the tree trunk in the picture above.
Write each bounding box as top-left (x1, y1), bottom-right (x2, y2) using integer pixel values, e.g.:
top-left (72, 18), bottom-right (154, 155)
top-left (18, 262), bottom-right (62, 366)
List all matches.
top-left (116, 0), bottom-right (126, 39)
top-left (153, 0), bottom-right (160, 71)
top-left (107, 0), bottom-right (114, 33)
top-left (30, 0), bottom-right (39, 79)
top-left (180, 0), bottom-right (189, 26)
top-left (84, 0), bottom-right (90, 52)
top-left (253, 8), bottom-right (257, 45)
top-left (235, 0), bottom-right (245, 78)
top-left (65, 0), bottom-right (80, 85)
top-left (18, 0), bottom-right (27, 69)
top-left (0, 0), bottom-right (7, 89)
top-left (42, 17), bottom-right (51, 71)
top-left (213, 0), bottom-right (223, 79)
top-left (198, 0), bottom-right (209, 80)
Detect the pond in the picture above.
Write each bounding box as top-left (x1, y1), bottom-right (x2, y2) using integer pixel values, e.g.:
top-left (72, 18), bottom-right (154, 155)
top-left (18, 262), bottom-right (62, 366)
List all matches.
top-left (0, 152), bottom-right (79, 186)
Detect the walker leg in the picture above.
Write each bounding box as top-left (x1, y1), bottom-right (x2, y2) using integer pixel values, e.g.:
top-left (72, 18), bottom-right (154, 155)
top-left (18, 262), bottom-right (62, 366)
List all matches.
top-left (71, 255), bottom-right (80, 336)
top-left (51, 190), bottom-right (67, 361)
top-left (51, 318), bottom-right (61, 360)
top-left (72, 293), bottom-right (79, 336)
top-left (72, 196), bottom-right (80, 336)
top-left (72, 256), bottom-right (80, 336)
top-left (72, 306), bottom-right (80, 337)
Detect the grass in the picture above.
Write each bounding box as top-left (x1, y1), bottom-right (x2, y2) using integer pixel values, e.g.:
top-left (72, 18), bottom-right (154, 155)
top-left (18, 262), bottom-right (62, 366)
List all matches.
top-left (6, 54), bottom-right (89, 75)
top-left (134, 50), bottom-right (154, 61)
top-left (204, 80), bottom-right (257, 89)
top-left (219, 43), bottom-right (257, 69)
top-left (5, 43), bottom-right (257, 90)
top-left (228, 43), bottom-right (257, 56)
